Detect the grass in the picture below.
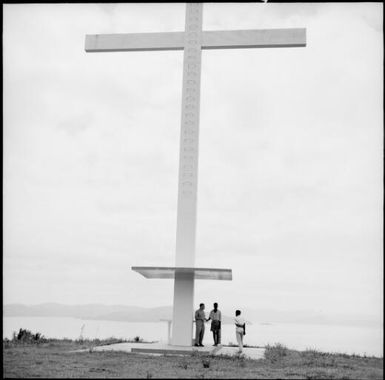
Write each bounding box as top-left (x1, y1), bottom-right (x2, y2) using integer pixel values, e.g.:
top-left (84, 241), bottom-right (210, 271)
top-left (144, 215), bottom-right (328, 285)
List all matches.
top-left (3, 339), bottom-right (383, 379)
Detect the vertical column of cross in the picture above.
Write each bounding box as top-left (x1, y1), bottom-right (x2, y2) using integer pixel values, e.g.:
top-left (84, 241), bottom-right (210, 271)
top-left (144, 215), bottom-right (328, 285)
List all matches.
top-left (175, 2), bottom-right (203, 268)
top-left (171, 3), bottom-right (203, 346)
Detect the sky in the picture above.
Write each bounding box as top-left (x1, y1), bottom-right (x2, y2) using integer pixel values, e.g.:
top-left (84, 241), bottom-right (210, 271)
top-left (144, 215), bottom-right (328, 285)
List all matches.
top-left (3, 3), bottom-right (383, 320)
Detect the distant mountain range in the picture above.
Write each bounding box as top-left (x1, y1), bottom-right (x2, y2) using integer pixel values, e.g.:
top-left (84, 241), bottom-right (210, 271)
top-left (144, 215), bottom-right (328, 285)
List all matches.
top-left (3, 303), bottom-right (233, 324)
top-left (3, 303), bottom-right (382, 327)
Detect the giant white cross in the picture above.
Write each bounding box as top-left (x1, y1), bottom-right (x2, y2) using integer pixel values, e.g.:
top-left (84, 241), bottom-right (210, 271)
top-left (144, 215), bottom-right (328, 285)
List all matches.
top-left (85, 3), bottom-right (306, 346)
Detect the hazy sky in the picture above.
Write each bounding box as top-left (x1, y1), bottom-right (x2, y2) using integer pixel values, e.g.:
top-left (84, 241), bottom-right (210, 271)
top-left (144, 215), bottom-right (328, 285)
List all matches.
top-left (3, 3), bottom-right (383, 319)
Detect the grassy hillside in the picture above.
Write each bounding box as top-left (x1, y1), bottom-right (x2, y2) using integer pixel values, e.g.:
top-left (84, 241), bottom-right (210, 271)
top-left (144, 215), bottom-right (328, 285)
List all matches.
top-left (3, 337), bottom-right (383, 379)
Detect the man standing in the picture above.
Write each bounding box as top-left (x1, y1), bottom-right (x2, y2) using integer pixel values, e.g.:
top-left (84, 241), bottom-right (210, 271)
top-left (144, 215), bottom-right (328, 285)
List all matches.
top-left (194, 303), bottom-right (206, 347)
top-left (207, 302), bottom-right (221, 346)
top-left (234, 309), bottom-right (246, 353)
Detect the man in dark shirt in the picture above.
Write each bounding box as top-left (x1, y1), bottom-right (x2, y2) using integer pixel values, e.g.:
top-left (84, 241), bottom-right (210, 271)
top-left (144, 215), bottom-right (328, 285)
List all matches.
top-left (194, 303), bottom-right (206, 346)
top-left (207, 302), bottom-right (222, 346)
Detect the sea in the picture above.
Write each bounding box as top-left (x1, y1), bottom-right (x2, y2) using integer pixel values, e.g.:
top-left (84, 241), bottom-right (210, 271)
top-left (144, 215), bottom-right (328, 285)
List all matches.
top-left (3, 316), bottom-right (383, 357)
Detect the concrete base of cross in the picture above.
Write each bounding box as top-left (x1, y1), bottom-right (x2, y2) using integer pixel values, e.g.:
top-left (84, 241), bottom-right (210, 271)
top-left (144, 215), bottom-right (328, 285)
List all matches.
top-left (81, 342), bottom-right (266, 360)
top-left (132, 266), bottom-right (233, 347)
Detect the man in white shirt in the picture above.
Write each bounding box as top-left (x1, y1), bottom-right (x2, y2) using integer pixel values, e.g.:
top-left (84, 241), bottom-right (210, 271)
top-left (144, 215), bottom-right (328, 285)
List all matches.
top-left (234, 309), bottom-right (245, 353)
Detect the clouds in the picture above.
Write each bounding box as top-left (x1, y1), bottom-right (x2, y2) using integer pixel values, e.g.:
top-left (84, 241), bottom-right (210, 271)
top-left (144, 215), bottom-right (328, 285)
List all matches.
top-left (3, 4), bottom-right (382, 318)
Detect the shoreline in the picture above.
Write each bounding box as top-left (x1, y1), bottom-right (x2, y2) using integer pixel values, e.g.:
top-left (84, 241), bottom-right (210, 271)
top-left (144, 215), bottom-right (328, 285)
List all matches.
top-left (3, 317), bottom-right (382, 357)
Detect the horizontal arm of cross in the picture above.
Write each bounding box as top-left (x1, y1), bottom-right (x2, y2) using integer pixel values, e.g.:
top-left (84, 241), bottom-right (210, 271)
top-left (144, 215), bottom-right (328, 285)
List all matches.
top-left (85, 28), bottom-right (306, 52)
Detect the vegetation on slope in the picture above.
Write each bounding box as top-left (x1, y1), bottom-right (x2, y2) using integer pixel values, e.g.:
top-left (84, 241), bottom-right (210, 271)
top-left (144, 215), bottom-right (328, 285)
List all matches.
top-left (3, 329), bottom-right (383, 379)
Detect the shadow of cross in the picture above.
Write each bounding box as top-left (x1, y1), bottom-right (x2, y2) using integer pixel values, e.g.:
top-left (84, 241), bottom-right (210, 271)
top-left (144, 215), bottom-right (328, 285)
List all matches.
top-left (84, 3), bottom-right (306, 347)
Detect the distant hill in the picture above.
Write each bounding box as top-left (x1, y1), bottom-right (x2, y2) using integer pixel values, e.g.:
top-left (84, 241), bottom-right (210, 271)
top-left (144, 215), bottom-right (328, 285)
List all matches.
top-left (3, 303), bottom-right (381, 327)
top-left (3, 303), bottom-right (168, 322)
top-left (3, 303), bottom-right (232, 324)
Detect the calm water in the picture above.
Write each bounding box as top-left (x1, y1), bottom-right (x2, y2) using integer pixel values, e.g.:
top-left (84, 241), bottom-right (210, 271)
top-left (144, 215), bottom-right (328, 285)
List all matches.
top-left (3, 316), bottom-right (383, 357)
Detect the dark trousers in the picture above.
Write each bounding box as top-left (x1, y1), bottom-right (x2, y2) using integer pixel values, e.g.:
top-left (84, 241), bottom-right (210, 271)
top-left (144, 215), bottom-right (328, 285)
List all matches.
top-left (211, 321), bottom-right (221, 345)
top-left (212, 330), bottom-right (220, 345)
